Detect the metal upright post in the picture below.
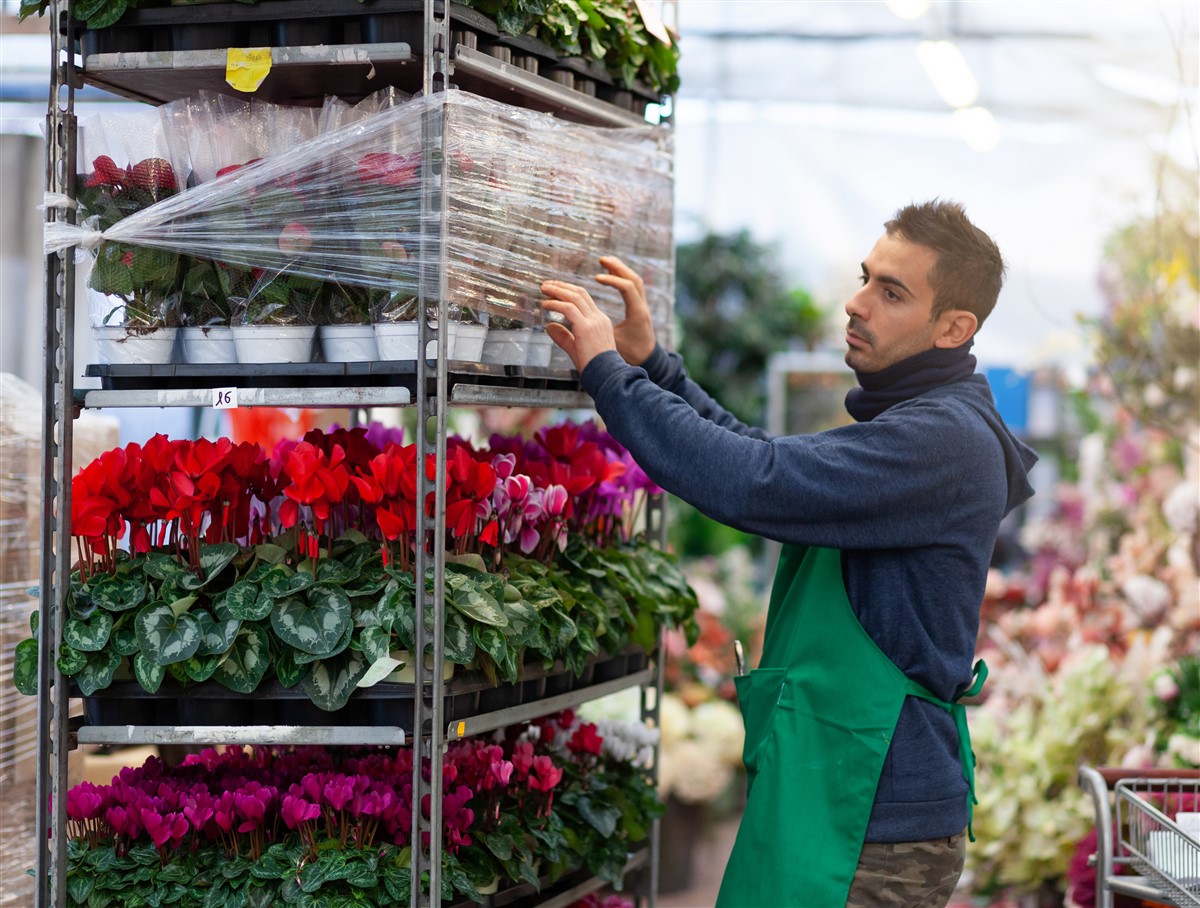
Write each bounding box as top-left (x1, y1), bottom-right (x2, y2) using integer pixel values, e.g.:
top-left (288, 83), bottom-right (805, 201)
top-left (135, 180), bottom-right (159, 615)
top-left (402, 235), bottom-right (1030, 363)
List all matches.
top-left (412, 1), bottom-right (451, 904)
top-left (36, 3), bottom-right (77, 906)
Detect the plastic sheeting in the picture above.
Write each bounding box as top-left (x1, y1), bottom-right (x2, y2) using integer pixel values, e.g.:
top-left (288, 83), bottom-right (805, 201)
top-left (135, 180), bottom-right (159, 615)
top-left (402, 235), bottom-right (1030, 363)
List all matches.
top-left (48, 90), bottom-right (674, 341)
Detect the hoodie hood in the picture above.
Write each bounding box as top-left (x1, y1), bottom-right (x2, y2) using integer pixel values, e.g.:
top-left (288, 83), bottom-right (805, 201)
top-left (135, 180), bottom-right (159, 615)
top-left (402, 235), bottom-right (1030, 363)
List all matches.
top-left (942, 374), bottom-right (1039, 516)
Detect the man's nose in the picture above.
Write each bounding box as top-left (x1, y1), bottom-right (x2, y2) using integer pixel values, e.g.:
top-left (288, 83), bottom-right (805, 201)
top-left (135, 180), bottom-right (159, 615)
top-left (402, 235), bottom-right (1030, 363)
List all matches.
top-left (845, 287), bottom-right (868, 320)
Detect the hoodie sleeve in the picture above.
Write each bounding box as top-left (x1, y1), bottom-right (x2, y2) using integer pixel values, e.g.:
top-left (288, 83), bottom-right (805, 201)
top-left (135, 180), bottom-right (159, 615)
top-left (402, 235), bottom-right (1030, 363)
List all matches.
top-left (637, 345), bottom-right (773, 440)
top-left (581, 351), bottom-right (1008, 550)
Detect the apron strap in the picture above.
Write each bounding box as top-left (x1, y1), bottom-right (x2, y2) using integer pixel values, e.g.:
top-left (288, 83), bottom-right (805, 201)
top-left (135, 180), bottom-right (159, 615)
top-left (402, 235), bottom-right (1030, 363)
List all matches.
top-left (905, 659), bottom-right (988, 842)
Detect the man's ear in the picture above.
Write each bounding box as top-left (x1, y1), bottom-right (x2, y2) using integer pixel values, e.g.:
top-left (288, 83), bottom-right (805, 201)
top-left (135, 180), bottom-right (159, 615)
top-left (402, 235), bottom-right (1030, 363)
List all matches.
top-left (933, 310), bottom-right (978, 349)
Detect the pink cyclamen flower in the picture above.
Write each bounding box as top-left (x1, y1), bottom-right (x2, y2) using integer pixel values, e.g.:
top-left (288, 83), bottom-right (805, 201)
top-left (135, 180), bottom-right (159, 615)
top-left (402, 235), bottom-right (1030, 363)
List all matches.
top-left (280, 795), bottom-right (321, 829)
top-left (528, 756), bottom-right (563, 793)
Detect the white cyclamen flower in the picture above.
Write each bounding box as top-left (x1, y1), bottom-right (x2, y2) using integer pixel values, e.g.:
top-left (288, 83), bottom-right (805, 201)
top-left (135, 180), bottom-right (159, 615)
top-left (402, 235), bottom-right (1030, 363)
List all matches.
top-left (1163, 480), bottom-right (1199, 535)
top-left (1121, 574), bottom-right (1173, 623)
top-left (690, 699), bottom-right (746, 766)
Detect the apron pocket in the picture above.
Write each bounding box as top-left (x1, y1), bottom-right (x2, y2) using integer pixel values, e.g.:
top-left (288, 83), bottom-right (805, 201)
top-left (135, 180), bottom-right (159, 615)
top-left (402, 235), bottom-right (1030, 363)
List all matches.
top-left (734, 667), bottom-right (787, 779)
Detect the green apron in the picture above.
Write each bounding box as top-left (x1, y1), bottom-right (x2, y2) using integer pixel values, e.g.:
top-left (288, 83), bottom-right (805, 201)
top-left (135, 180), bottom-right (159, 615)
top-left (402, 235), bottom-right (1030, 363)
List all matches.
top-left (714, 545), bottom-right (985, 908)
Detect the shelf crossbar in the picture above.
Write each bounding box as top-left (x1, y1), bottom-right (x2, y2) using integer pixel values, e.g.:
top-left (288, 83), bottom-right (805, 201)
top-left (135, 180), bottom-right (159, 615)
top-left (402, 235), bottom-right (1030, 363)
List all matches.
top-left (77, 386), bottom-right (412, 409)
top-left (445, 667), bottom-right (655, 741)
top-left (74, 724), bottom-right (407, 747)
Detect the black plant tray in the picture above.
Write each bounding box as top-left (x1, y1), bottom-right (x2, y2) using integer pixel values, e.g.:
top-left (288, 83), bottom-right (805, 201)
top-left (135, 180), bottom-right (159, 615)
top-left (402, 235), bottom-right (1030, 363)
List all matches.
top-left (446, 845), bottom-right (649, 908)
top-left (74, 0), bottom-right (500, 58)
top-left (76, 647), bottom-right (650, 732)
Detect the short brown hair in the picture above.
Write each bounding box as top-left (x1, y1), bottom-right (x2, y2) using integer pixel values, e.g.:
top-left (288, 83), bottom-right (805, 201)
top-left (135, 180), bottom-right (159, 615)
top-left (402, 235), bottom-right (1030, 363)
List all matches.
top-left (885, 200), bottom-right (1006, 327)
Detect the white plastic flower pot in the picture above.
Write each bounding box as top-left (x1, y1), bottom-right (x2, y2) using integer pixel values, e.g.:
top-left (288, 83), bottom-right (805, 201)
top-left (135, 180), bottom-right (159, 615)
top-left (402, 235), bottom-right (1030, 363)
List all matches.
top-left (526, 330), bottom-right (554, 368)
top-left (231, 325), bottom-right (316, 363)
top-left (374, 322), bottom-right (419, 361)
top-left (481, 328), bottom-right (533, 366)
top-left (93, 326), bottom-right (179, 365)
top-left (180, 326), bottom-right (237, 364)
top-left (448, 323), bottom-right (488, 362)
top-left (319, 324), bottom-right (378, 362)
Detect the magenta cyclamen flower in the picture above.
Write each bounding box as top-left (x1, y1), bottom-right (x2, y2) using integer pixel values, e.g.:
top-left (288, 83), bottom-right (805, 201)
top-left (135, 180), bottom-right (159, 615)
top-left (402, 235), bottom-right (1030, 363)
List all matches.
top-left (104, 805), bottom-right (137, 838)
top-left (140, 808), bottom-right (188, 849)
top-left (66, 782), bottom-right (105, 822)
top-left (528, 755), bottom-right (563, 793)
top-left (323, 775), bottom-right (355, 812)
top-left (280, 795), bottom-right (321, 829)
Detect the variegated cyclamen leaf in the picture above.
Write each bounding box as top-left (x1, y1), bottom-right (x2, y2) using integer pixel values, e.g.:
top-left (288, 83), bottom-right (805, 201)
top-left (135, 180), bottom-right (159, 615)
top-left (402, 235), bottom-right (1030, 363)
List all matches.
top-left (64, 609), bottom-right (113, 653)
top-left (195, 610), bottom-right (241, 655)
top-left (133, 653), bottom-right (165, 694)
top-left (212, 623), bottom-right (269, 694)
top-left (109, 618), bottom-right (141, 656)
top-left (143, 553), bottom-right (188, 582)
top-left (134, 603), bottom-right (202, 666)
top-left (13, 638), bottom-right (38, 695)
top-left (449, 585), bottom-right (508, 628)
top-left (224, 580), bottom-right (273, 621)
top-left (88, 574), bottom-right (148, 613)
top-left (66, 594), bottom-right (97, 621)
top-left (473, 623), bottom-right (508, 669)
top-left (261, 565), bottom-right (315, 599)
top-left (57, 642), bottom-right (87, 676)
top-left (315, 559), bottom-right (353, 585)
top-left (293, 622), bottom-right (352, 665)
top-left (270, 586), bottom-right (350, 656)
top-left (345, 566), bottom-right (389, 597)
top-left (500, 598), bottom-right (541, 648)
top-left (574, 621), bottom-right (600, 656)
top-left (175, 542), bottom-right (238, 591)
top-left (300, 649), bottom-right (370, 711)
top-left (183, 652), bottom-right (220, 683)
top-left (254, 542), bottom-right (288, 565)
top-left (273, 645), bottom-right (309, 689)
top-left (75, 649), bottom-right (122, 696)
top-left (359, 625), bottom-right (392, 664)
top-left (443, 610), bottom-right (476, 665)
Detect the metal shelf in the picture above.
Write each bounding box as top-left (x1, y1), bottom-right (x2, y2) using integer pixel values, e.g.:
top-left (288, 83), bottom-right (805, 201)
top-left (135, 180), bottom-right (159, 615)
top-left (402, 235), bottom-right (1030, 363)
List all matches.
top-left (77, 385), bottom-right (412, 408)
top-left (80, 43), bottom-right (414, 106)
top-left (446, 667), bottom-right (655, 741)
top-left (451, 46), bottom-right (650, 127)
top-left (74, 723), bottom-right (408, 748)
top-left (78, 44), bottom-right (650, 128)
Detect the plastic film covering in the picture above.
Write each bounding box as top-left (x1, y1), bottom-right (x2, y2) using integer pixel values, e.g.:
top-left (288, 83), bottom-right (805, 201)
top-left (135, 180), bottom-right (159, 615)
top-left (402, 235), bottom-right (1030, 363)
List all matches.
top-left (50, 91), bottom-right (674, 340)
top-left (0, 375), bottom-right (118, 783)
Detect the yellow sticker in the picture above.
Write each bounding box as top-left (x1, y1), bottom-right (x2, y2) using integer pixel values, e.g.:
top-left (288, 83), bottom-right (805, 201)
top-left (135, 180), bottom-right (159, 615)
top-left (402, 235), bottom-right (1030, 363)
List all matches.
top-left (226, 47), bottom-right (272, 93)
top-left (456, 721), bottom-right (466, 737)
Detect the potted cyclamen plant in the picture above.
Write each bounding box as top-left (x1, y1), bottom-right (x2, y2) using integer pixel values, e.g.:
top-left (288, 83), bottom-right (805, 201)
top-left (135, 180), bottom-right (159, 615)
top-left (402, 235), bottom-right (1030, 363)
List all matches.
top-left (77, 155), bottom-right (183, 365)
top-left (228, 218), bottom-right (324, 364)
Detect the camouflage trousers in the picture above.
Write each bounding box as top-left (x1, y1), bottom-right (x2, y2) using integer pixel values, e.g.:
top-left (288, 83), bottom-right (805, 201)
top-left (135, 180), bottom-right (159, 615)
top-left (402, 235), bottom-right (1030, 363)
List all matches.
top-left (844, 831), bottom-right (966, 908)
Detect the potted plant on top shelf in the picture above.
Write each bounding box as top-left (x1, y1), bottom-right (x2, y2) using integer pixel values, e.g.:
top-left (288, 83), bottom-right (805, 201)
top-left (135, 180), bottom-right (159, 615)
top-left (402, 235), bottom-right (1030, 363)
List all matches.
top-left (78, 155), bottom-right (184, 365)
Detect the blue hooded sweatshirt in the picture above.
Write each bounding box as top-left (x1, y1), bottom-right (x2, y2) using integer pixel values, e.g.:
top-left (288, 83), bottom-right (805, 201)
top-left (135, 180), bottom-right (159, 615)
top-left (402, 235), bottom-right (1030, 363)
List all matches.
top-left (580, 343), bottom-right (1038, 842)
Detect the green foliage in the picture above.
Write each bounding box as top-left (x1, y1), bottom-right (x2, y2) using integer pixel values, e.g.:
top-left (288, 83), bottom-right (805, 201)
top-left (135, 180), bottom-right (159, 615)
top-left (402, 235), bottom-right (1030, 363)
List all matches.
top-left (13, 533), bottom-right (699, 710)
top-left (460, 0), bottom-right (680, 94)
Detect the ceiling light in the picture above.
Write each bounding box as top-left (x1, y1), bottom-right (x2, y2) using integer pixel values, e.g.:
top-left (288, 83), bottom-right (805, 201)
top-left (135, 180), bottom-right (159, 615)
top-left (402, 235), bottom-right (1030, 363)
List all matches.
top-left (953, 106), bottom-right (1000, 152)
top-left (884, 0), bottom-right (931, 20)
top-left (916, 40), bottom-right (979, 108)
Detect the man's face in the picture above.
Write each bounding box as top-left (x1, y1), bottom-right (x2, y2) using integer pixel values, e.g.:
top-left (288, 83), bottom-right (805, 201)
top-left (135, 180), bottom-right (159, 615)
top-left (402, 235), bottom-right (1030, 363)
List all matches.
top-left (843, 232), bottom-right (942, 373)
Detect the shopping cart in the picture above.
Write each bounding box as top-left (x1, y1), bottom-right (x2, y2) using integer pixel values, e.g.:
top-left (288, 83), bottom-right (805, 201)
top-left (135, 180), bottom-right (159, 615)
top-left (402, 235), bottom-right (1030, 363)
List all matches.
top-left (1079, 766), bottom-right (1200, 908)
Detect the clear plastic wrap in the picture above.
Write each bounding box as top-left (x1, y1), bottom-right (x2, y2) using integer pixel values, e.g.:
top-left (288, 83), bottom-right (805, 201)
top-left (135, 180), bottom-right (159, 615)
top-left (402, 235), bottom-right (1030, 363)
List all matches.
top-left (51, 91), bottom-right (674, 341)
top-left (0, 374), bottom-right (118, 785)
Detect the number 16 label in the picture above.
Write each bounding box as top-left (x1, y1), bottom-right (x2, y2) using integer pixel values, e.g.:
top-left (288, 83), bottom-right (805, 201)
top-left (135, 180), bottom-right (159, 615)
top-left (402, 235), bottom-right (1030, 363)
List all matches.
top-left (212, 387), bottom-right (238, 409)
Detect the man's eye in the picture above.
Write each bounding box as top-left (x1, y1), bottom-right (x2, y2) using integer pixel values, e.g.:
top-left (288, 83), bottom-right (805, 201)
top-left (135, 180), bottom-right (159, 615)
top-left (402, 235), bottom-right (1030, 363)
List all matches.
top-left (858, 274), bottom-right (868, 286)
top-left (885, 289), bottom-right (900, 301)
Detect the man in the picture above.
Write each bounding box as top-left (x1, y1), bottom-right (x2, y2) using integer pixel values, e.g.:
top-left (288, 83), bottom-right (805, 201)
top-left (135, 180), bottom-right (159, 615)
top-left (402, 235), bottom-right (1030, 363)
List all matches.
top-left (540, 200), bottom-right (1038, 908)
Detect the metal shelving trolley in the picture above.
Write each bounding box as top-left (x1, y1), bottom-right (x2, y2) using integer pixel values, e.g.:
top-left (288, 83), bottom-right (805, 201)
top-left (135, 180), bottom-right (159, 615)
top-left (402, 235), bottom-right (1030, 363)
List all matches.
top-left (1079, 766), bottom-right (1200, 908)
top-left (34, 1), bottom-right (676, 905)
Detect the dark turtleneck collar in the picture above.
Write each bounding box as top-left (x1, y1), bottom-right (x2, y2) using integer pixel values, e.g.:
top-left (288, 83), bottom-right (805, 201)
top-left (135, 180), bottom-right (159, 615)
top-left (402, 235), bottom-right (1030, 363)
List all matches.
top-left (845, 341), bottom-right (977, 422)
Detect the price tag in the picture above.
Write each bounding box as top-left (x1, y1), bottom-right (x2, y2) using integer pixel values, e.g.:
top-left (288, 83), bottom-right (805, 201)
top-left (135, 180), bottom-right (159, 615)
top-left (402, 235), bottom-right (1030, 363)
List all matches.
top-left (212, 387), bottom-right (239, 409)
top-left (226, 47), bottom-right (272, 93)
top-left (634, 0), bottom-right (672, 45)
